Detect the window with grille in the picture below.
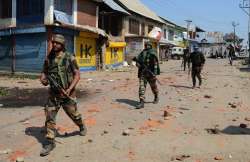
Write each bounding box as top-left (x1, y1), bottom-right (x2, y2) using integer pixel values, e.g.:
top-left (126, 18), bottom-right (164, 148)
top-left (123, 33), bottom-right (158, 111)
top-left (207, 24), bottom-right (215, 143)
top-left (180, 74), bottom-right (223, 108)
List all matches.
top-left (148, 25), bottom-right (153, 34)
top-left (141, 23), bottom-right (145, 36)
top-left (164, 29), bottom-right (167, 39)
top-left (168, 30), bottom-right (174, 41)
top-left (129, 19), bottom-right (140, 35)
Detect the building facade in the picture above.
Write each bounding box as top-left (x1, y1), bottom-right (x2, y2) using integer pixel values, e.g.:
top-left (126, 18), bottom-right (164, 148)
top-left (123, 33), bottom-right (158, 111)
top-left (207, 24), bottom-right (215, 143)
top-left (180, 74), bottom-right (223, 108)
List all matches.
top-left (0, 0), bottom-right (107, 73)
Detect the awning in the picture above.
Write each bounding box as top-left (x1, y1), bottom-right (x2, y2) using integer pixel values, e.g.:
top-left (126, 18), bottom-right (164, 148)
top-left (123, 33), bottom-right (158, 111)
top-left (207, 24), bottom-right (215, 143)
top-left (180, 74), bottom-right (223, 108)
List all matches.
top-left (103, 0), bottom-right (130, 15)
top-left (108, 42), bottom-right (126, 47)
top-left (0, 26), bottom-right (46, 36)
top-left (49, 22), bottom-right (108, 37)
top-left (159, 39), bottom-right (176, 46)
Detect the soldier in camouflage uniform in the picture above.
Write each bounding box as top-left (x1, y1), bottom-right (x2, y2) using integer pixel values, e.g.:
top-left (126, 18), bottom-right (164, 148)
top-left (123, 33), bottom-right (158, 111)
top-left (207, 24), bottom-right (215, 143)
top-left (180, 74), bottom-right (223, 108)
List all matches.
top-left (39, 34), bottom-right (87, 156)
top-left (189, 46), bottom-right (205, 88)
top-left (134, 42), bottom-right (160, 109)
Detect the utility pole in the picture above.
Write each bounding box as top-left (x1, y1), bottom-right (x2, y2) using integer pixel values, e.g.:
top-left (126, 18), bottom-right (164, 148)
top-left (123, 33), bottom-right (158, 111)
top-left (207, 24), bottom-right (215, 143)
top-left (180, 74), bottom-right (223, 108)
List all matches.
top-left (239, 0), bottom-right (250, 63)
top-left (232, 21), bottom-right (239, 50)
top-left (185, 20), bottom-right (192, 50)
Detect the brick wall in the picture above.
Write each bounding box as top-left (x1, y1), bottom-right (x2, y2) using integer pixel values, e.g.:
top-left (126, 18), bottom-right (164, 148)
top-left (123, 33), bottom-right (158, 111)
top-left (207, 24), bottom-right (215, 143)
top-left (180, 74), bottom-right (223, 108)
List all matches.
top-left (77, 0), bottom-right (97, 27)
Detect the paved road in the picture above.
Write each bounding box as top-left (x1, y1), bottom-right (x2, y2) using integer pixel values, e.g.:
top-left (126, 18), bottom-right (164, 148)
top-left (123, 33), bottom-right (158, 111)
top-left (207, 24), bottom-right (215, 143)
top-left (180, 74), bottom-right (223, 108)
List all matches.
top-left (0, 59), bottom-right (250, 162)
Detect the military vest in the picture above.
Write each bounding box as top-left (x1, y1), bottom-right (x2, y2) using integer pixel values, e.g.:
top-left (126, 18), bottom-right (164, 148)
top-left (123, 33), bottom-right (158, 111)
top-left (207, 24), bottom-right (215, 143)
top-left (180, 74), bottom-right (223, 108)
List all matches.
top-left (47, 52), bottom-right (74, 91)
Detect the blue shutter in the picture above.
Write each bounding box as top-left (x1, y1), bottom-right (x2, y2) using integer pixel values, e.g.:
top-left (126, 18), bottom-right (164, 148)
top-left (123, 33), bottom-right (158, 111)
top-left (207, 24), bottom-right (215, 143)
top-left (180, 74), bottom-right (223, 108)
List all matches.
top-left (0, 36), bottom-right (12, 71)
top-left (15, 33), bottom-right (46, 73)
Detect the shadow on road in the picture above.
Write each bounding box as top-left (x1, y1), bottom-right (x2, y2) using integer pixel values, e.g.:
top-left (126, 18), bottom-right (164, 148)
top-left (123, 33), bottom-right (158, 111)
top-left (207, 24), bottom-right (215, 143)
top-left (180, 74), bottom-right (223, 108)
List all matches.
top-left (239, 67), bottom-right (250, 72)
top-left (169, 84), bottom-right (193, 89)
top-left (116, 99), bottom-right (139, 108)
top-left (25, 126), bottom-right (46, 146)
top-left (57, 131), bottom-right (80, 138)
top-left (221, 125), bottom-right (250, 135)
top-left (0, 87), bottom-right (91, 108)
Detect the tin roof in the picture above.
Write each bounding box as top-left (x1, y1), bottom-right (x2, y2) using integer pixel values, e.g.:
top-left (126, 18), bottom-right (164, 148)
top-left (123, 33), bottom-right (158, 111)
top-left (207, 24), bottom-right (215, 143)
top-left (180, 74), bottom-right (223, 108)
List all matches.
top-left (117, 0), bottom-right (164, 23)
top-left (103, 0), bottom-right (129, 15)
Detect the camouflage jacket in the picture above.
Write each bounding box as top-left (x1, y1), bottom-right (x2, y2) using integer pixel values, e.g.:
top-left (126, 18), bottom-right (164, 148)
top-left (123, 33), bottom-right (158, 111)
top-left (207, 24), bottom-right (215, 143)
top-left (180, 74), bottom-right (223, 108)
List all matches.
top-left (136, 48), bottom-right (160, 78)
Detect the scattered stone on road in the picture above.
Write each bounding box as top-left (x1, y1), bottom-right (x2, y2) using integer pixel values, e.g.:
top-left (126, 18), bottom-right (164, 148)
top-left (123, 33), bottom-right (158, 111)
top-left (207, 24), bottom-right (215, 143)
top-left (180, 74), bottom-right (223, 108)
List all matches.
top-left (171, 155), bottom-right (191, 161)
top-left (16, 157), bottom-right (24, 162)
top-left (204, 95), bottom-right (212, 99)
top-left (205, 128), bottom-right (220, 134)
top-left (0, 149), bottom-right (12, 155)
top-left (228, 102), bottom-right (237, 108)
top-left (163, 110), bottom-right (172, 118)
top-left (122, 129), bottom-right (130, 136)
top-left (240, 123), bottom-right (247, 128)
top-left (214, 155), bottom-right (223, 160)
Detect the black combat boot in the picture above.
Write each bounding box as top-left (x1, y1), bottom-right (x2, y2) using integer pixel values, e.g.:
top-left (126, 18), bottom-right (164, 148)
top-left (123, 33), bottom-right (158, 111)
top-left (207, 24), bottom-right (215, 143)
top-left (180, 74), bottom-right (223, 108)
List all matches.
top-left (153, 94), bottom-right (159, 104)
top-left (79, 123), bottom-right (87, 136)
top-left (40, 139), bottom-right (56, 157)
top-left (136, 99), bottom-right (144, 109)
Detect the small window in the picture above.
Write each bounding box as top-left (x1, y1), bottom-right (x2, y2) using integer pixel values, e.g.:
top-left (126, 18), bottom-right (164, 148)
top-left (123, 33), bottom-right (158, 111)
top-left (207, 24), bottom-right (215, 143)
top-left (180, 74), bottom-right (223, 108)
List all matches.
top-left (129, 19), bottom-right (140, 35)
top-left (164, 29), bottom-right (167, 39)
top-left (141, 23), bottom-right (145, 36)
top-left (179, 49), bottom-right (182, 52)
top-left (0, 0), bottom-right (12, 18)
top-left (168, 30), bottom-right (174, 41)
top-left (148, 25), bottom-right (153, 34)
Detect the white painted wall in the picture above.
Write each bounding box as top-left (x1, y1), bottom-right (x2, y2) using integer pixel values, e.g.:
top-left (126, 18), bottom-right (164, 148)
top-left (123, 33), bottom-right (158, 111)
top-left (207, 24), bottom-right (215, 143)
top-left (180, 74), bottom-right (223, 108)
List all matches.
top-left (73, 0), bottom-right (77, 25)
top-left (96, 6), bottom-right (99, 28)
top-left (11, 0), bottom-right (16, 26)
top-left (44, 0), bottom-right (54, 25)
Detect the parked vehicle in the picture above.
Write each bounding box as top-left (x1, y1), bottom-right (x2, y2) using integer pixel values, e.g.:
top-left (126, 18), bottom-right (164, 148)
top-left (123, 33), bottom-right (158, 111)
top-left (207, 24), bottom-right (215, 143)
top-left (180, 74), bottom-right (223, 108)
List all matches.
top-left (171, 47), bottom-right (184, 60)
top-left (235, 48), bottom-right (249, 59)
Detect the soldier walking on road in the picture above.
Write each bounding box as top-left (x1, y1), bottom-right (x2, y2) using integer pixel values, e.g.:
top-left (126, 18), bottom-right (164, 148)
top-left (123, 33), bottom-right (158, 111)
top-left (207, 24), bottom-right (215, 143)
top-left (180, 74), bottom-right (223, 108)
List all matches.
top-left (39, 34), bottom-right (87, 156)
top-left (133, 42), bottom-right (160, 109)
top-left (182, 47), bottom-right (190, 71)
top-left (228, 44), bottom-right (235, 66)
top-left (189, 46), bottom-right (205, 89)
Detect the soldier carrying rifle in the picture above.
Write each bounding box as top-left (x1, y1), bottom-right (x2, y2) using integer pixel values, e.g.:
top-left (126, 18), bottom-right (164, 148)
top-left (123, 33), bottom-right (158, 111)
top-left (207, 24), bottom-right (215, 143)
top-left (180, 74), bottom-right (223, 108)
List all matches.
top-left (39, 34), bottom-right (87, 156)
top-left (133, 42), bottom-right (160, 109)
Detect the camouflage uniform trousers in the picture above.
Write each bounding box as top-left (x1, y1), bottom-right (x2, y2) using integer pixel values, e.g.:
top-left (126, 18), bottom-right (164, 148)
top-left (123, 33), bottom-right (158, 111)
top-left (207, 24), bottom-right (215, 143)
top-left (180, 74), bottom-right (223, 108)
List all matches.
top-left (44, 93), bottom-right (83, 140)
top-left (139, 75), bottom-right (159, 100)
top-left (191, 66), bottom-right (202, 87)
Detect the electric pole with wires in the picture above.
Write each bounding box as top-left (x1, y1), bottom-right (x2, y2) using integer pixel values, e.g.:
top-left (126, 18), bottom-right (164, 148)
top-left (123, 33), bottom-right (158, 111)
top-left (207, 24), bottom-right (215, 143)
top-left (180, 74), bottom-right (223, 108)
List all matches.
top-left (232, 21), bottom-right (239, 49)
top-left (239, 0), bottom-right (250, 63)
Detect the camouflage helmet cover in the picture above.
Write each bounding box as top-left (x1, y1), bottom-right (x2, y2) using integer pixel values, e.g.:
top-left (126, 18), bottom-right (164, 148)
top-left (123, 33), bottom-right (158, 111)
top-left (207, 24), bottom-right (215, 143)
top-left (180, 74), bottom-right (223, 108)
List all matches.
top-left (52, 34), bottom-right (65, 46)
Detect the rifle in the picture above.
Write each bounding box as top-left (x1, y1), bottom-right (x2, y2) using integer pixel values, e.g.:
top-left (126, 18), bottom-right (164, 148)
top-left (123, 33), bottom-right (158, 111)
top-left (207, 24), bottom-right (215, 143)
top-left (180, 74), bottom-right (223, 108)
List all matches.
top-left (133, 57), bottom-right (162, 85)
top-left (47, 74), bottom-right (77, 103)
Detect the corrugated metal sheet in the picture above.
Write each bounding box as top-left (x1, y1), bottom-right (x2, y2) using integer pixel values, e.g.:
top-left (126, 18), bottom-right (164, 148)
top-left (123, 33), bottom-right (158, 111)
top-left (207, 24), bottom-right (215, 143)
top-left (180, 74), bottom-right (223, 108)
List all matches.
top-left (103, 0), bottom-right (129, 15)
top-left (50, 23), bottom-right (108, 37)
top-left (54, 10), bottom-right (73, 24)
top-left (0, 36), bottom-right (12, 71)
top-left (0, 26), bottom-right (46, 36)
top-left (15, 33), bottom-right (46, 72)
top-left (117, 0), bottom-right (164, 23)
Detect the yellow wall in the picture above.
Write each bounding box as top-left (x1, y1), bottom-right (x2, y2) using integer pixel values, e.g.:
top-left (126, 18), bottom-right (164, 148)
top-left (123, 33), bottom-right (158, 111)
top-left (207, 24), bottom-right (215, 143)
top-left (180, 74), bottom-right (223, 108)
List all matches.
top-left (75, 36), bottom-right (96, 68)
top-left (105, 42), bottom-right (126, 65)
top-left (105, 47), bottom-right (124, 65)
top-left (152, 42), bottom-right (157, 50)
